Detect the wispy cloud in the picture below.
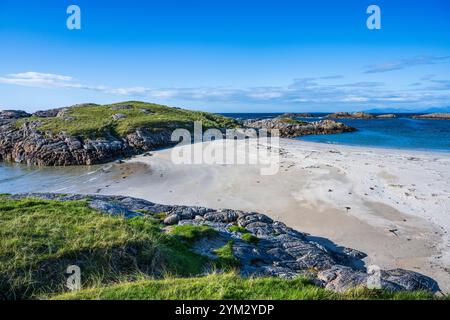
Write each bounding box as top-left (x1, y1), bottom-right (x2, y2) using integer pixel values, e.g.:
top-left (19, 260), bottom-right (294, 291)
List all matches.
top-left (1, 71), bottom-right (450, 108)
top-left (364, 55), bottom-right (450, 74)
top-left (0, 72), bottom-right (107, 91)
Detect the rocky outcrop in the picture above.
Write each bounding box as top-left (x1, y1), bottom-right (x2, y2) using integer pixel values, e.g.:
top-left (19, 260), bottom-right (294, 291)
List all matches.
top-left (32, 108), bottom-right (65, 118)
top-left (0, 120), bottom-right (173, 166)
top-left (6, 193), bottom-right (440, 293)
top-left (412, 113), bottom-right (450, 120)
top-left (243, 118), bottom-right (356, 138)
top-left (0, 110), bottom-right (31, 120)
top-left (325, 112), bottom-right (374, 119)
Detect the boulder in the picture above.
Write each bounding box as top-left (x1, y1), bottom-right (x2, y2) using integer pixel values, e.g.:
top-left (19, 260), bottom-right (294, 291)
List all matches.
top-left (33, 108), bottom-right (64, 118)
top-left (112, 113), bottom-right (127, 120)
top-left (164, 214), bottom-right (180, 225)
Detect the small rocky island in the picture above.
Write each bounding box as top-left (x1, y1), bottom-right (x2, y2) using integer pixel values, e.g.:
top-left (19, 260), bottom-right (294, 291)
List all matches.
top-left (324, 112), bottom-right (398, 119)
top-left (0, 102), bottom-right (357, 166)
top-left (243, 117), bottom-right (356, 138)
top-left (412, 113), bottom-right (450, 120)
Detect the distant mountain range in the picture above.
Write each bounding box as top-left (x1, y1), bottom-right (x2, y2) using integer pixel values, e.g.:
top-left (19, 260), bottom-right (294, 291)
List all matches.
top-left (365, 106), bottom-right (450, 114)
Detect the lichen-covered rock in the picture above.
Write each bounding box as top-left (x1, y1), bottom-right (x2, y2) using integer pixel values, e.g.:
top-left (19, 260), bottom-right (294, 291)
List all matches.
top-left (7, 193), bottom-right (440, 294)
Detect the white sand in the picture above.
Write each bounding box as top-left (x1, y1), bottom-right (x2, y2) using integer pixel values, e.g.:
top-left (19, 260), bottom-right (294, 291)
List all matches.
top-left (69, 139), bottom-right (450, 292)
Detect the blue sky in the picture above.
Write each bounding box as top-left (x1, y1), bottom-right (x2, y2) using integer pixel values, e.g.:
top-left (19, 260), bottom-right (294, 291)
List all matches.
top-left (0, 0), bottom-right (449, 112)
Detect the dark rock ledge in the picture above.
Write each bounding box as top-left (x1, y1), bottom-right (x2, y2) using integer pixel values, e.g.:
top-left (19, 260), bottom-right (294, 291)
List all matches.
top-left (7, 193), bottom-right (439, 293)
top-left (0, 119), bottom-right (173, 166)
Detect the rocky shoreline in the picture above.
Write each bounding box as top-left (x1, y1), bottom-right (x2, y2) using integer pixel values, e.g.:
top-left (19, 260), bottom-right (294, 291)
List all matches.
top-left (0, 119), bottom-right (174, 166)
top-left (0, 105), bottom-right (357, 166)
top-left (5, 193), bottom-right (440, 293)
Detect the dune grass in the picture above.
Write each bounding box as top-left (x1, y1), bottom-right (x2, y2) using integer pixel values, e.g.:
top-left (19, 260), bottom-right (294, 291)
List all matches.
top-left (15, 101), bottom-right (239, 139)
top-left (52, 273), bottom-right (436, 300)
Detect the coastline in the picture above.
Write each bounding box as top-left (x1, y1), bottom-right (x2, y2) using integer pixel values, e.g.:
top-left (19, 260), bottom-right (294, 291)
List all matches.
top-left (49, 138), bottom-right (450, 292)
top-left (1, 138), bottom-right (449, 292)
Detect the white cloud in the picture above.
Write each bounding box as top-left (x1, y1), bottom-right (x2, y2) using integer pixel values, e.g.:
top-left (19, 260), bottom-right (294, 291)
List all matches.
top-left (0, 72), bottom-right (75, 88)
top-left (1, 71), bottom-right (449, 109)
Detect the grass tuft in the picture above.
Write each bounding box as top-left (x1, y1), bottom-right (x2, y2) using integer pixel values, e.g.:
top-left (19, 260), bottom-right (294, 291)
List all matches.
top-left (169, 224), bottom-right (217, 245)
top-left (229, 225), bottom-right (249, 234)
top-left (241, 233), bottom-right (259, 244)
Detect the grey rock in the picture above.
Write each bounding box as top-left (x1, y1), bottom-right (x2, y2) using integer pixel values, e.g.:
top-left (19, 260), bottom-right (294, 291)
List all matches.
top-left (33, 108), bottom-right (65, 118)
top-left (111, 104), bottom-right (133, 110)
top-left (112, 113), bottom-right (127, 120)
top-left (88, 199), bottom-right (142, 219)
top-left (204, 210), bottom-right (239, 223)
top-left (164, 214), bottom-right (180, 225)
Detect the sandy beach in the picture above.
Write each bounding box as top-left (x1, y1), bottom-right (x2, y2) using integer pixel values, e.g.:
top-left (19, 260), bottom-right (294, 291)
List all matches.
top-left (60, 139), bottom-right (450, 292)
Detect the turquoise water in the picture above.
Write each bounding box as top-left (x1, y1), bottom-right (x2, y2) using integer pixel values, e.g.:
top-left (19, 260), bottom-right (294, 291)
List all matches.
top-left (1, 113), bottom-right (449, 193)
top-left (223, 113), bottom-right (450, 152)
top-left (297, 117), bottom-right (450, 152)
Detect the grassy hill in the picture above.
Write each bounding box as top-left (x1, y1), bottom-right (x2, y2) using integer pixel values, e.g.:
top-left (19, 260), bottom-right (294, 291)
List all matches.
top-left (16, 101), bottom-right (239, 139)
top-left (0, 195), bottom-right (442, 300)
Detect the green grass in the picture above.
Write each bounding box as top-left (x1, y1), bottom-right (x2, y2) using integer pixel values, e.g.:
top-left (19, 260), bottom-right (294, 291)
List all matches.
top-left (169, 224), bottom-right (218, 245)
top-left (228, 224), bottom-right (260, 244)
top-left (51, 273), bottom-right (437, 300)
top-left (229, 225), bottom-right (249, 234)
top-left (241, 233), bottom-right (259, 244)
top-left (213, 241), bottom-right (240, 268)
top-left (15, 101), bottom-right (239, 139)
top-left (0, 198), bottom-right (210, 300)
top-left (0, 197), bottom-right (443, 301)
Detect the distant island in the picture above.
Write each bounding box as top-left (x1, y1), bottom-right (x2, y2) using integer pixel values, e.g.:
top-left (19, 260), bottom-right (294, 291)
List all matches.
top-left (412, 113), bottom-right (450, 120)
